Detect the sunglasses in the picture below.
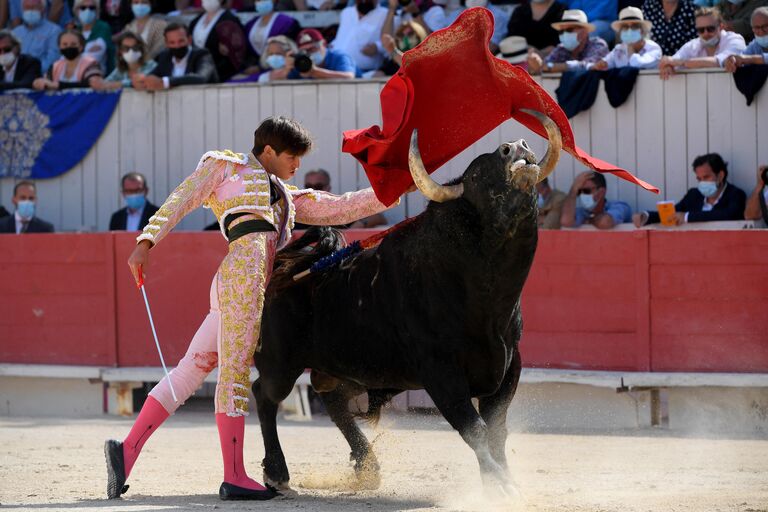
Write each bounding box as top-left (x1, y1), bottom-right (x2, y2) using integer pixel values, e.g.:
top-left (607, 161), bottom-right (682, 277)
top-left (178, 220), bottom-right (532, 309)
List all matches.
top-left (79, 5), bottom-right (97, 10)
top-left (0, 46), bottom-right (13, 54)
top-left (120, 44), bottom-right (140, 51)
top-left (578, 187), bottom-right (596, 195)
top-left (695, 25), bottom-right (718, 34)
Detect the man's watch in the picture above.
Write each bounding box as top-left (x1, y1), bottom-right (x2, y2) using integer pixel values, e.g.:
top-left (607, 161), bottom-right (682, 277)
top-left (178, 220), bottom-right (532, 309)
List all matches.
top-left (546, 61), bottom-right (554, 71)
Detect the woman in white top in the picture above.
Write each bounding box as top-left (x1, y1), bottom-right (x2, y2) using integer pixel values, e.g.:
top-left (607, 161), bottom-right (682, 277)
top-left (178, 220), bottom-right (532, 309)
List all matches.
top-left (592, 6), bottom-right (662, 70)
top-left (188, 0), bottom-right (246, 81)
top-left (122, 0), bottom-right (168, 59)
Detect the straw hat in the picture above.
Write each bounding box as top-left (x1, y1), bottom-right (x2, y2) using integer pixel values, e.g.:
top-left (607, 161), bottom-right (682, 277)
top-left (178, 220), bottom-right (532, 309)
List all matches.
top-left (495, 36), bottom-right (528, 64)
top-left (551, 9), bottom-right (596, 33)
top-left (611, 6), bottom-right (653, 33)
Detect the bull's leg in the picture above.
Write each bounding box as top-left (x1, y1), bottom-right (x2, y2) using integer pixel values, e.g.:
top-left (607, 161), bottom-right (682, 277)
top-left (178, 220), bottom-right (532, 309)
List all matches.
top-left (478, 347), bottom-right (522, 472)
top-left (320, 382), bottom-right (381, 489)
top-left (423, 367), bottom-right (518, 498)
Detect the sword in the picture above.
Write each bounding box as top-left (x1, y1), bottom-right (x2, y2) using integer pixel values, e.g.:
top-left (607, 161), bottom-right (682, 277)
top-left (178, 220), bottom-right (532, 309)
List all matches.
top-left (137, 265), bottom-right (177, 402)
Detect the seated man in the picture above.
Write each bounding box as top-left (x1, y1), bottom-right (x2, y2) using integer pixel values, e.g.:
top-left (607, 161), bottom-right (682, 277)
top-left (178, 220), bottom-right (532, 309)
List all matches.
top-left (109, 172), bottom-right (160, 231)
top-left (724, 7), bottom-right (768, 72)
top-left (11, 0), bottom-right (61, 73)
top-left (743, 165), bottom-right (767, 226)
top-left (0, 29), bottom-right (42, 90)
top-left (561, 171), bottom-right (632, 229)
top-left (592, 7), bottom-right (662, 70)
top-left (633, 153), bottom-right (747, 226)
top-left (0, 181), bottom-right (54, 234)
top-left (536, 177), bottom-right (567, 229)
top-left (288, 29), bottom-right (356, 81)
top-left (529, 9), bottom-right (609, 74)
top-left (134, 22), bottom-right (219, 90)
top-left (659, 6), bottom-right (746, 79)
top-left (719, 0), bottom-right (766, 41)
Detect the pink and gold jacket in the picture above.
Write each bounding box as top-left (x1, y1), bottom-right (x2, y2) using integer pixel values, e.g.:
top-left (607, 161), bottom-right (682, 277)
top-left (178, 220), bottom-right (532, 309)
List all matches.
top-left (137, 150), bottom-right (394, 249)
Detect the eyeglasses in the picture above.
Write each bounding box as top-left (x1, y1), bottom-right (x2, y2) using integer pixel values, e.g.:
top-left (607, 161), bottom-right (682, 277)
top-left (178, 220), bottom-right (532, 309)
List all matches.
top-left (79, 5), bottom-right (96, 10)
top-left (120, 45), bottom-right (139, 51)
top-left (0, 46), bottom-right (13, 54)
top-left (695, 25), bottom-right (718, 34)
top-left (578, 187), bottom-right (596, 195)
top-left (752, 23), bottom-right (768, 33)
top-left (622, 23), bottom-right (643, 30)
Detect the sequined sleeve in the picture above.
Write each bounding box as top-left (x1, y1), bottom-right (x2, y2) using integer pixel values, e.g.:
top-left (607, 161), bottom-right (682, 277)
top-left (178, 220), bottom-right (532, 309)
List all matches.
top-left (292, 187), bottom-right (398, 226)
top-left (137, 157), bottom-right (226, 246)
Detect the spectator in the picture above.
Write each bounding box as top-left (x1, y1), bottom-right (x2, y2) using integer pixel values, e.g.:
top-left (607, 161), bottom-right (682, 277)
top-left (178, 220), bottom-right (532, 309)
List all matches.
top-left (378, 19), bottom-right (428, 75)
top-left (122, 0), bottom-right (168, 59)
top-left (7, 0), bottom-right (73, 29)
top-left (633, 153), bottom-right (747, 226)
top-left (99, 0), bottom-right (133, 35)
top-left (659, 6), bottom-right (746, 78)
top-left (536, 177), bottom-right (567, 229)
top-left (189, 0), bottom-right (246, 82)
top-left (508, 0), bottom-right (567, 58)
top-left (529, 9), bottom-right (609, 74)
top-left (724, 6), bottom-right (768, 71)
top-left (744, 164), bottom-right (768, 225)
top-left (135, 22), bottom-right (218, 90)
top-left (484, 0), bottom-right (516, 54)
top-left (241, 1), bottom-right (300, 78)
top-left (331, 0), bottom-right (389, 74)
top-left (718, 0), bottom-right (767, 41)
top-left (0, 181), bottom-right (55, 234)
top-left (561, 171), bottom-right (632, 229)
top-left (287, 28), bottom-right (355, 80)
top-left (102, 31), bottom-right (156, 89)
top-left (422, 0), bottom-right (464, 32)
top-left (73, 0), bottom-right (115, 74)
top-left (33, 28), bottom-right (105, 89)
top-left (643, 0), bottom-right (697, 56)
top-left (256, 34), bottom-right (297, 83)
top-left (0, 205), bottom-right (8, 217)
top-left (109, 172), bottom-right (160, 231)
top-left (11, 0), bottom-right (62, 73)
top-left (592, 6), bottom-right (662, 69)
top-left (0, 29), bottom-right (43, 90)
top-left (561, 0), bottom-right (619, 44)
top-left (495, 35), bottom-right (530, 70)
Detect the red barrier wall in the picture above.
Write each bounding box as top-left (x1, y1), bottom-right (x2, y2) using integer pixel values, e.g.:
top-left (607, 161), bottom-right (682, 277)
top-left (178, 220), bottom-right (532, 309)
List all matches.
top-left (1, 230), bottom-right (766, 372)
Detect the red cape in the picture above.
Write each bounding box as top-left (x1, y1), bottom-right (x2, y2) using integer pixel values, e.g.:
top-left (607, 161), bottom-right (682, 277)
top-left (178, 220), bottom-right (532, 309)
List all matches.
top-left (342, 8), bottom-right (659, 206)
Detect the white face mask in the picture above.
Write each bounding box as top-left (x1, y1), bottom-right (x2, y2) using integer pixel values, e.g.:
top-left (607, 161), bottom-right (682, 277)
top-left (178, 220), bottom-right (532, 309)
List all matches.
top-left (578, 193), bottom-right (596, 211)
top-left (122, 49), bottom-right (141, 64)
top-left (0, 51), bottom-right (16, 67)
top-left (202, 0), bottom-right (220, 12)
top-left (465, 0), bottom-right (487, 7)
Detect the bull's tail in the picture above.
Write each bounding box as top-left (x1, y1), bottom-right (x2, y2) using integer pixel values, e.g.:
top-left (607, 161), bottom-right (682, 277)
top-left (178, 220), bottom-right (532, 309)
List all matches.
top-left (269, 226), bottom-right (346, 292)
top-left (354, 389), bottom-right (402, 427)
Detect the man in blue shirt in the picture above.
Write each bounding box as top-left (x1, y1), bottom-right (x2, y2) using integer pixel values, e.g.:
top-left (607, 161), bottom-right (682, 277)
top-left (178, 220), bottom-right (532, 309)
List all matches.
top-left (561, 170), bottom-right (632, 229)
top-left (724, 6), bottom-right (768, 72)
top-left (287, 28), bottom-right (356, 81)
top-left (11, 0), bottom-right (61, 73)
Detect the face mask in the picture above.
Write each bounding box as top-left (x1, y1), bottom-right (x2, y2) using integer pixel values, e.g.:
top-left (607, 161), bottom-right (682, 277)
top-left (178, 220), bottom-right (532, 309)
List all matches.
top-left (22, 9), bottom-right (42, 26)
top-left (266, 54), bottom-right (285, 69)
top-left (431, 0), bottom-right (448, 5)
top-left (700, 35), bottom-right (720, 47)
top-left (61, 46), bottom-right (81, 60)
top-left (578, 193), bottom-right (596, 211)
top-left (537, 194), bottom-right (545, 208)
top-left (465, 0), bottom-right (487, 7)
top-left (755, 35), bottom-right (768, 48)
top-left (697, 180), bottom-right (719, 197)
top-left (170, 45), bottom-right (188, 59)
top-left (0, 52), bottom-right (16, 67)
top-left (310, 50), bottom-right (324, 66)
top-left (692, 0), bottom-right (712, 5)
top-left (131, 3), bottom-right (151, 18)
top-left (356, 0), bottom-right (375, 15)
top-left (255, 0), bottom-right (273, 14)
top-left (125, 193), bottom-right (147, 210)
top-left (17, 200), bottom-right (35, 219)
top-left (559, 32), bottom-right (580, 51)
top-left (202, 0), bottom-right (220, 12)
top-left (620, 28), bottom-right (643, 45)
top-left (78, 8), bottom-right (97, 25)
top-left (122, 49), bottom-right (142, 64)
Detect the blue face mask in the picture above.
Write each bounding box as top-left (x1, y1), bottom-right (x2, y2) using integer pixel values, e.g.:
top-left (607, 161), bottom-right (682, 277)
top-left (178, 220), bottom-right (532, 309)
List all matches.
top-left (266, 54), bottom-right (285, 69)
top-left (578, 193), bottom-right (596, 211)
top-left (255, 0), bottom-right (273, 14)
top-left (125, 193), bottom-right (147, 211)
top-left (620, 28), bottom-right (643, 45)
top-left (692, 0), bottom-right (712, 6)
top-left (22, 9), bottom-right (42, 26)
top-left (310, 50), bottom-right (325, 66)
top-left (17, 200), bottom-right (35, 219)
top-left (78, 8), bottom-right (97, 25)
top-left (537, 193), bottom-right (545, 208)
top-left (131, 3), bottom-right (151, 18)
top-left (697, 180), bottom-right (719, 197)
top-left (559, 32), bottom-right (580, 51)
top-left (755, 35), bottom-right (768, 49)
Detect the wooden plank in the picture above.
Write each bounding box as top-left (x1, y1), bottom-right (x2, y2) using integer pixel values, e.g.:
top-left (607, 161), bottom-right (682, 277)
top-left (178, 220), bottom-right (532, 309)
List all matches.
top-left (177, 87), bottom-right (206, 231)
top-left (151, 91), bottom-right (169, 197)
top-left (58, 162), bottom-right (83, 232)
top-left (634, 74), bottom-right (665, 212)
top-left (685, 72), bottom-right (708, 190)
top-left (217, 86), bottom-right (235, 149)
top-left (94, 104), bottom-right (121, 232)
top-left (729, 74), bottom-right (757, 194)
top-left (233, 85), bottom-right (261, 153)
top-left (337, 83), bottom-right (359, 198)
top-left (132, 92), bottom-right (155, 192)
top-left (590, 86), bottom-right (621, 209)
top-left (707, 72), bottom-right (733, 166)
top-left (662, 75), bottom-right (688, 205)
top-left (80, 140), bottom-right (98, 231)
top-left (291, 83), bottom-right (320, 188)
top-left (615, 75), bottom-right (638, 208)
top-left (757, 83), bottom-right (768, 169)
top-left (542, 76), bottom-right (576, 190)
top-left (316, 83), bottom-right (341, 191)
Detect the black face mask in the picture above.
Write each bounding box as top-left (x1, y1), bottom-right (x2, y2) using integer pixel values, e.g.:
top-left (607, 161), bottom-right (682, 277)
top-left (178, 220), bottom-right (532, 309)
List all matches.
top-left (60, 47), bottom-right (80, 60)
top-left (170, 46), bottom-right (188, 59)
top-left (356, 0), bottom-right (375, 15)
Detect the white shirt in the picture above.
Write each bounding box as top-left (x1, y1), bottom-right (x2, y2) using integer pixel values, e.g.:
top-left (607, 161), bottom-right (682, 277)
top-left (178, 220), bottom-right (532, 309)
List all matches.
top-left (248, 14), bottom-right (277, 57)
top-left (672, 30), bottom-right (746, 67)
top-left (126, 204), bottom-right (145, 231)
top-left (193, 9), bottom-right (225, 49)
top-left (601, 39), bottom-right (662, 69)
top-left (3, 57), bottom-right (18, 83)
top-left (331, 5), bottom-right (388, 72)
top-left (161, 48), bottom-right (191, 89)
top-left (14, 211), bottom-right (30, 234)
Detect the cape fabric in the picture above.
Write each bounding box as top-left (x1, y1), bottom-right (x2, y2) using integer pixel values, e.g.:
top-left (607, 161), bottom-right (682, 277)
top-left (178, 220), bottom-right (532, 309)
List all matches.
top-left (0, 90), bottom-right (121, 179)
top-left (341, 8), bottom-right (658, 207)
top-left (555, 69), bottom-right (601, 118)
top-left (733, 64), bottom-right (768, 106)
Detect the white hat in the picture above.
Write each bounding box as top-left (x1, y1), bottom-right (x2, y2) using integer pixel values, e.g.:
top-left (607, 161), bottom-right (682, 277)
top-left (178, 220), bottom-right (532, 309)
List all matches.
top-left (551, 9), bottom-right (596, 33)
top-left (495, 36), bottom-right (528, 64)
top-left (611, 6), bottom-right (653, 32)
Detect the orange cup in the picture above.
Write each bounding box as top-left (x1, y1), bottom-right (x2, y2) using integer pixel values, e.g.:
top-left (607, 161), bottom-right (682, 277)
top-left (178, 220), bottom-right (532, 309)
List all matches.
top-left (656, 201), bottom-right (676, 226)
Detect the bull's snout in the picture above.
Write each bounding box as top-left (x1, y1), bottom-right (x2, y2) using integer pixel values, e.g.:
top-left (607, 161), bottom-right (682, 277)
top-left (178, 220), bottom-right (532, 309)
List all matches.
top-left (500, 140), bottom-right (539, 191)
top-left (499, 139), bottom-right (535, 165)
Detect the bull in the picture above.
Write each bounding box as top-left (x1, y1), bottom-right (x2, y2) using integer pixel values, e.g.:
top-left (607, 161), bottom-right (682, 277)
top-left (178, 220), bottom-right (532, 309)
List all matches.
top-left (252, 110), bottom-right (562, 496)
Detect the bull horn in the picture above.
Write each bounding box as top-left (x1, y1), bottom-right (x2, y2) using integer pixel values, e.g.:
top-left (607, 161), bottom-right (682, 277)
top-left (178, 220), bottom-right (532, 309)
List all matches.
top-left (520, 109), bottom-right (562, 183)
top-left (408, 129), bottom-right (464, 202)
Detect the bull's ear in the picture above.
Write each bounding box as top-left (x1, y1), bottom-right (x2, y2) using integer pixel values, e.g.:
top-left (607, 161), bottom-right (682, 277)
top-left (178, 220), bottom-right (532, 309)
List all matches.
top-left (519, 109), bottom-right (561, 183)
top-left (408, 129), bottom-right (464, 202)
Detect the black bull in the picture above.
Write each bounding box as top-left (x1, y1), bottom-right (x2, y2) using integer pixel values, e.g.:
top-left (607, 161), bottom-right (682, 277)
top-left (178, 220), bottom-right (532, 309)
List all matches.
top-left (253, 115), bottom-right (562, 496)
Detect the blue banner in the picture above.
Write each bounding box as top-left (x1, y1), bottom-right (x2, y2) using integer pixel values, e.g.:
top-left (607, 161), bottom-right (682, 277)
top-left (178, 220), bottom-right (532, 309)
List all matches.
top-left (0, 90), bottom-right (120, 179)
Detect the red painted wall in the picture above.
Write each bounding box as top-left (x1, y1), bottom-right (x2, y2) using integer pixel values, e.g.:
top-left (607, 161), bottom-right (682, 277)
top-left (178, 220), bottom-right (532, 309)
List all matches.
top-left (1, 230), bottom-right (766, 372)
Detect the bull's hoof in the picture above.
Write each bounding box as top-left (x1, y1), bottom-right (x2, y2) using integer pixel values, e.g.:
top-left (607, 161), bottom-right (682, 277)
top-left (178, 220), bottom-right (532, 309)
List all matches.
top-left (481, 473), bottom-right (523, 503)
top-left (352, 453), bottom-right (381, 490)
top-left (263, 473), bottom-right (294, 493)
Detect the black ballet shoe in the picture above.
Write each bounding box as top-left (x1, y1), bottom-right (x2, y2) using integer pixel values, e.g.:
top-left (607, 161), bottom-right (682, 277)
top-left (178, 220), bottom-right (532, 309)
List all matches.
top-left (104, 439), bottom-right (129, 499)
top-left (219, 482), bottom-right (280, 501)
